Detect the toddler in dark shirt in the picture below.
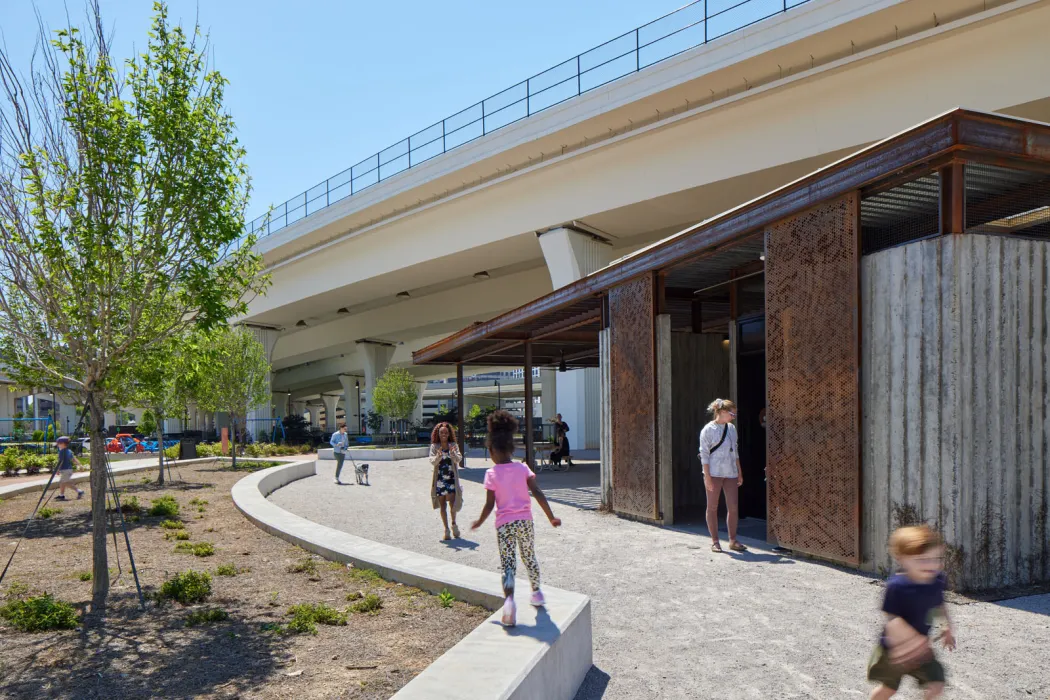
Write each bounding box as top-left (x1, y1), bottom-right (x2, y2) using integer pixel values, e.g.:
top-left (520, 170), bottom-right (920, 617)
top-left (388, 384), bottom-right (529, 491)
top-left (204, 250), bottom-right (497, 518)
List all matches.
top-left (868, 525), bottom-right (956, 699)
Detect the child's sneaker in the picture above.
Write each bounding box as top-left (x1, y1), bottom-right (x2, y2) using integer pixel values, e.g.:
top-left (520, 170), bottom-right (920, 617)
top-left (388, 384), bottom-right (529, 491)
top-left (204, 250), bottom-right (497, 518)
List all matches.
top-left (76, 490), bottom-right (84, 500)
top-left (529, 590), bottom-right (546, 607)
top-left (55, 495), bottom-right (67, 501)
top-left (501, 596), bottom-right (516, 627)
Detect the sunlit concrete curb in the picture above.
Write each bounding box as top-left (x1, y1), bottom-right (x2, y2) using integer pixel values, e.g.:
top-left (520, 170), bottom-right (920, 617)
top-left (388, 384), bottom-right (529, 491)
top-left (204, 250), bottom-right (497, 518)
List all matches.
top-left (0, 457), bottom-right (294, 500)
top-left (317, 447), bottom-right (431, 461)
top-left (231, 460), bottom-right (593, 700)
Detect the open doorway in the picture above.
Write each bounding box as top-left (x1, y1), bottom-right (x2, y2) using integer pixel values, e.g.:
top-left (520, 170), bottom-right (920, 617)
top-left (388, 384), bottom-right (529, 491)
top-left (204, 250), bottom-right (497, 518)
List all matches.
top-left (736, 315), bottom-right (767, 521)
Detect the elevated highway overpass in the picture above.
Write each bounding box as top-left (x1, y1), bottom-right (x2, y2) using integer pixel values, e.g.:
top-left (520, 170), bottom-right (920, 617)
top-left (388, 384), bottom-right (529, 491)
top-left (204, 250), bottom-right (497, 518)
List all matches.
top-left (241, 0), bottom-right (1050, 445)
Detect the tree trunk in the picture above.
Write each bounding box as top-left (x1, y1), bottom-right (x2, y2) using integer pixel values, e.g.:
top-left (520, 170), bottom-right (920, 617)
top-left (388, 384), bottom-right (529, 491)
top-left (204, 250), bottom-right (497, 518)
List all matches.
top-left (156, 412), bottom-right (165, 485)
top-left (230, 415), bottom-right (237, 471)
top-left (87, 394), bottom-right (109, 607)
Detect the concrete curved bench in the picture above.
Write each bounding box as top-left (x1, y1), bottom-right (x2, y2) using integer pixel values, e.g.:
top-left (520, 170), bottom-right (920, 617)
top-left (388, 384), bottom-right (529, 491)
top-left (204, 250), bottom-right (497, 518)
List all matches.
top-left (231, 460), bottom-right (593, 700)
top-left (317, 446), bottom-right (430, 461)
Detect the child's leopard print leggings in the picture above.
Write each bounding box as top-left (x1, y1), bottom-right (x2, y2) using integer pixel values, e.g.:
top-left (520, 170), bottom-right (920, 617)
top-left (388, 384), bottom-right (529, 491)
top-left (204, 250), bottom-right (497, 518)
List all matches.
top-left (496, 519), bottom-right (541, 592)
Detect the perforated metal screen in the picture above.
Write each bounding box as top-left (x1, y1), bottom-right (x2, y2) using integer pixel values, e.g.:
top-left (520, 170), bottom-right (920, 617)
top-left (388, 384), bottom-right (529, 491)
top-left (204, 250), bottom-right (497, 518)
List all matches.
top-left (766, 193), bottom-right (861, 565)
top-left (609, 275), bottom-right (659, 520)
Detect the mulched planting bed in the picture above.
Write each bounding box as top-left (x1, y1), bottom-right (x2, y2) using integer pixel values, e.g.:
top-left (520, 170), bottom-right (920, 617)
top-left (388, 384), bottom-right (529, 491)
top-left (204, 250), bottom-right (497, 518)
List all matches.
top-left (0, 459), bottom-right (488, 699)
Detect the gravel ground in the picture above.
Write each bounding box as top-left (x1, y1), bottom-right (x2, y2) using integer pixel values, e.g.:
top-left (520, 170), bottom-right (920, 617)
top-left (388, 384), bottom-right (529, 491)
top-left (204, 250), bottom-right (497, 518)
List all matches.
top-left (0, 460), bottom-right (486, 699)
top-left (270, 457), bottom-right (1050, 700)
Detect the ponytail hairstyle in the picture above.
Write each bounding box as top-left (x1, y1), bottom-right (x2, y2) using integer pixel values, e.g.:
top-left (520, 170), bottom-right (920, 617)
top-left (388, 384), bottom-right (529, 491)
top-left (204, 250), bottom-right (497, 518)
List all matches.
top-left (706, 398), bottom-right (737, 416)
top-left (486, 409), bottom-right (518, 456)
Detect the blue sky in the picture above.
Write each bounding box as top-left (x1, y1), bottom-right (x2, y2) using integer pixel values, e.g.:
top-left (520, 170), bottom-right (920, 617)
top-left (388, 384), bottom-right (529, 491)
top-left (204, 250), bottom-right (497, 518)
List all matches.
top-left (1, 0), bottom-right (692, 221)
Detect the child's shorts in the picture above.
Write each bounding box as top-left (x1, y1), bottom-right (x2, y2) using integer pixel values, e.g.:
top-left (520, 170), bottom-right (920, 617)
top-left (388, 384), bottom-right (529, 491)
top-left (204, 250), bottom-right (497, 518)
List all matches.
top-left (867, 644), bottom-right (945, 690)
top-left (58, 468), bottom-right (74, 485)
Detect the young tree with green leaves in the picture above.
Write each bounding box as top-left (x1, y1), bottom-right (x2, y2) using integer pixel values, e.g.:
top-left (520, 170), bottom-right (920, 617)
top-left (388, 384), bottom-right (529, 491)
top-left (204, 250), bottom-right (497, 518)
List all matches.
top-left (0, 3), bottom-right (266, 605)
top-left (372, 368), bottom-right (420, 446)
top-left (118, 332), bottom-right (203, 484)
top-left (193, 326), bottom-right (272, 471)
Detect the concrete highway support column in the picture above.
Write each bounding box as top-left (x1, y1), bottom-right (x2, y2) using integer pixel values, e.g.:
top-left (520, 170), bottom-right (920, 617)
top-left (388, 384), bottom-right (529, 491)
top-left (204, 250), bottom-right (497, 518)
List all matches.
top-left (272, 393), bottom-right (289, 421)
top-left (245, 325), bottom-right (281, 437)
top-left (0, 388), bottom-right (13, 436)
top-left (322, 394), bottom-right (340, 432)
top-left (358, 342), bottom-right (394, 434)
top-left (538, 227), bottom-right (612, 450)
top-left (338, 375), bottom-right (361, 434)
top-left (540, 369), bottom-right (556, 423)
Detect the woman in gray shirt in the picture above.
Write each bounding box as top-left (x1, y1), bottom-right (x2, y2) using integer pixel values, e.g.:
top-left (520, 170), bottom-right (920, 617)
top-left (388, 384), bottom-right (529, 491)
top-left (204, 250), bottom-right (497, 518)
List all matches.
top-left (698, 398), bottom-right (746, 553)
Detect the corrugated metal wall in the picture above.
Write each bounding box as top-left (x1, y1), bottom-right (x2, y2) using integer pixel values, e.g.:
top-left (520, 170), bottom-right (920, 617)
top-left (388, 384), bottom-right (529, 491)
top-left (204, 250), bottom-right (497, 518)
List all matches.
top-left (861, 234), bottom-right (1050, 590)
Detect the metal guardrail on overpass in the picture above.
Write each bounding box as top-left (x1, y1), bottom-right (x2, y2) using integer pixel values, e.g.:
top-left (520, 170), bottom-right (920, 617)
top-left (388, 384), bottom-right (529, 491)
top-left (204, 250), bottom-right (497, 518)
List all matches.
top-left (247, 0), bottom-right (812, 237)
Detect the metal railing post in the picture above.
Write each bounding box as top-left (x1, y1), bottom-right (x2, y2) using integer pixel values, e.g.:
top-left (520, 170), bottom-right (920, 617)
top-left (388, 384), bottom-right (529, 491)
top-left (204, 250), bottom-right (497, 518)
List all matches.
top-left (442, 119), bottom-right (446, 153)
top-left (635, 29), bottom-right (640, 71)
top-left (481, 100), bottom-right (486, 135)
top-left (408, 138), bottom-right (412, 168)
top-left (576, 55), bottom-right (581, 95)
top-left (326, 180), bottom-right (330, 207)
top-left (526, 78), bottom-right (531, 116)
top-left (704, 0), bottom-right (708, 43)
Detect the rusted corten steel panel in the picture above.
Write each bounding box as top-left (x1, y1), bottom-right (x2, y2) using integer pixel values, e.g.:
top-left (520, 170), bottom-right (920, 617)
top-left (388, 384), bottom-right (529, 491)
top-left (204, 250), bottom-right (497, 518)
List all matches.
top-left (609, 274), bottom-right (659, 520)
top-left (766, 193), bottom-right (861, 565)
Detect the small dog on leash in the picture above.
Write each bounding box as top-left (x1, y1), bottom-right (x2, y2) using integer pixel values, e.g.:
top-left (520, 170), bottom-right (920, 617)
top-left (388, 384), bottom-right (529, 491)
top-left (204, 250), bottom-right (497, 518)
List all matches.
top-left (354, 461), bottom-right (369, 485)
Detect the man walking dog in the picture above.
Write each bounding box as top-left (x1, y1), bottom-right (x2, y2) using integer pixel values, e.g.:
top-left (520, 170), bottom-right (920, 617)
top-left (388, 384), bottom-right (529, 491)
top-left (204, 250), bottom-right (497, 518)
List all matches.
top-left (330, 424), bottom-right (349, 484)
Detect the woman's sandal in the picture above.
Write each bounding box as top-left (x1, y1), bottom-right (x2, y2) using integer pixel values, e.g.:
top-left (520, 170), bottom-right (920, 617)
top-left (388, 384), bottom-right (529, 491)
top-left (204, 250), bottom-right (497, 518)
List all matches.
top-left (729, 541), bottom-right (748, 552)
top-left (711, 542), bottom-right (723, 553)
top-left (442, 529), bottom-right (452, 541)
top-left (452, 524), bottom-right (461, 539)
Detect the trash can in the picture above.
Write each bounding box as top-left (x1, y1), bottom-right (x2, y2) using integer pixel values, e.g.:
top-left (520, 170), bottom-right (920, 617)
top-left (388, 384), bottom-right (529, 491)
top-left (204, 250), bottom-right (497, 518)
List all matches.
top-left (179, 438), bottom-right (198, 460)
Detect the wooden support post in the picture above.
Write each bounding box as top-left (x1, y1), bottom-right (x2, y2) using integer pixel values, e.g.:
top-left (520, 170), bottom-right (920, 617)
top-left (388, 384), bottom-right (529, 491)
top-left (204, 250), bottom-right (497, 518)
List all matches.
top-left (940, 162), bottom-right (965, 234)
top-left (524, 343), bottom-right (534, 469)
top-left (456, 364), bottom-right (466, 459)
top-left (691, 298), bottom-right (703, 334)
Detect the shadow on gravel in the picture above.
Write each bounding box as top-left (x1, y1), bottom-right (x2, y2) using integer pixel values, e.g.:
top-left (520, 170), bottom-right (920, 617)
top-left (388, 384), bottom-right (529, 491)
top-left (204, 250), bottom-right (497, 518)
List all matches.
top-left (573, 665), bottom-right (612, 700)
top-left (0, 593), bottom-right (282, 699)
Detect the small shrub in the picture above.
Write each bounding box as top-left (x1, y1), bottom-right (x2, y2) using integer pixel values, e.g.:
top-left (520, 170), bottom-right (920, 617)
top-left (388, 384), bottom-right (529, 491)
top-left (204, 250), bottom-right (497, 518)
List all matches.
top-left (148, 496), bottom-right (180, 518)
top-left (348, 593), bottom-right (383, 615)
top-left (185, 608), bottom-right (228, 627)
top-left (345, 566), bottom-right (383, 587)
top-left (5, 582), bottom-right (29, 598)
top-left (0, 594), bottom-right (79, 632)
top-left (37, 506), bottom-right (60, 520)
top-left (298, 444), bottom-right (313, 455)
top-left (284, 602), bottom-right (348, 635)
top-left (267, 591), bottom-right (280, 607)
top-left (165, 531), bottom-right (190, 541)
top-left (159, 519), bottom-right (184, 530)
top-left (159, 571), bottom-right (212, 605)
top-left (119, 495), bottom-right (142, 514)
top-left (438, 589), bottom-right (455, 608)
top-left (77, 572), bottom-right (92, 582)
top-left (287, 558), bottom-right (318, 576)
top-left (0, 448), bottom-right (21, 476)
top-left (189, 498), bottom-right (208, 507)
top-left (31, 429), bottom-right (44, 442)
top-left (163, 445), bottom-right (179, 461)
top-left (175, 542), bottom-right (214, 557)
top-left (346, 591), bottom-right (363, 601)
top-left (216, 563), bottom-right (238, 577)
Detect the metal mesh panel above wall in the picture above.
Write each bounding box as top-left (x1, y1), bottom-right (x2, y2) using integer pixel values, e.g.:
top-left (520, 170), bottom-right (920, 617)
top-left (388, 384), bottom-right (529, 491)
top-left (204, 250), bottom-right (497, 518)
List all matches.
top-left (766, 193), bottom-right (861, 565)
top-left (860, 172), bottom-right (940, 255)
top-left (966, 163), bottom-right (1050, 239)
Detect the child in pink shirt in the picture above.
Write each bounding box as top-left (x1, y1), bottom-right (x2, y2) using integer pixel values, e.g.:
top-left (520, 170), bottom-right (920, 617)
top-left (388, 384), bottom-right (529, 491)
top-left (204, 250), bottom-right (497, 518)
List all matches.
top-left (471, 410), bottom-right (561, 627)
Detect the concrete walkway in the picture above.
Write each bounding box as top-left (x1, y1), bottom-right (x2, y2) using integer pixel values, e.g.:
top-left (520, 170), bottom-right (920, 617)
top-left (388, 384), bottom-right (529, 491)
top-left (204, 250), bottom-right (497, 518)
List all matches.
top-left (269, 457), bottom-right (1049, 699)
